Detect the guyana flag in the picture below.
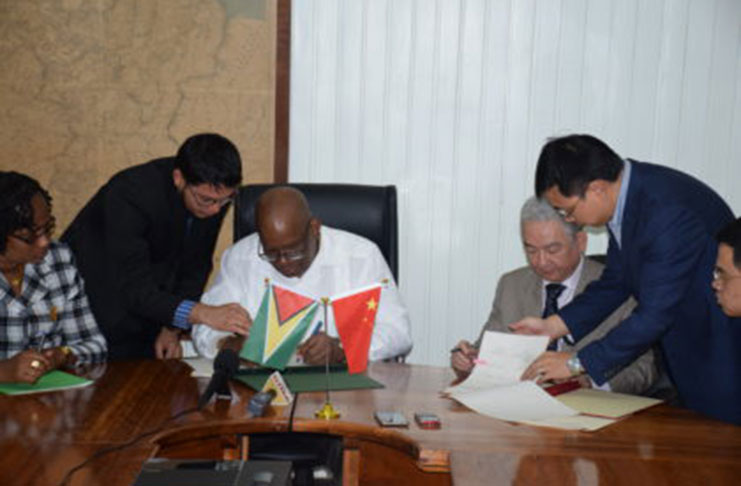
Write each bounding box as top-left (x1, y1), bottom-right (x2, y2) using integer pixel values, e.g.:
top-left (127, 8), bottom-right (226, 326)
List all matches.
top-left (331, 284), bottom-right (382, 374)
top-left (241, 283), bottom-right (319, 370)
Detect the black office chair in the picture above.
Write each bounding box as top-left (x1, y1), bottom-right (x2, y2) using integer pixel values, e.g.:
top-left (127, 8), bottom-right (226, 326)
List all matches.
top-left (234, 183), bottom-right (399, 282)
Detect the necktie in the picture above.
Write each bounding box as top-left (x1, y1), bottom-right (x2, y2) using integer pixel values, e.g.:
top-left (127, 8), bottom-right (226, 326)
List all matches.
top-left (543, 283), bottom-right (565, 351)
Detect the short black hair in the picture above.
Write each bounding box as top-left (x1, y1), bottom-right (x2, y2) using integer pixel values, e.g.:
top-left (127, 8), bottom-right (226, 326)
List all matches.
top-left (0, 172), bottom-right (52, 253)
top-left (174, 133), bottom-right (242, 188)
top-left (717, 218), bottom-right (741, 268)
top-left (535, 134), bottom-right (624, 197)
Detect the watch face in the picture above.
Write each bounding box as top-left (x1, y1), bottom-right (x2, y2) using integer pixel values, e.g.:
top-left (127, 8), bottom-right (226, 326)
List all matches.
top-left (567, 355), bottom-right (583, 376)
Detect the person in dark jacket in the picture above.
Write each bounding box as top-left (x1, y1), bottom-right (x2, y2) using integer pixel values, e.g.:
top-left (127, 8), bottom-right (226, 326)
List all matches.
top-left (63, 133), bottom-right (251, 360)
top-left (515, 134), bottom-right (741, 424)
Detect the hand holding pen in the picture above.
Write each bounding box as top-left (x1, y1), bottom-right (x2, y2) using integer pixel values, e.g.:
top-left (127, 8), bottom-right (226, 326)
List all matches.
top-left (450, 340), bottom-right (479, 379)
top-left (30, 306), bottom-right (71, 371)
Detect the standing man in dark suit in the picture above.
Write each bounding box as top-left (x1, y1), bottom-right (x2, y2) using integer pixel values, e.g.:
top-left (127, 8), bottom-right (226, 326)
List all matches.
top-left (63, 133), bottom-right (251, 360)
top-left (451, 197), bottom-right (657, 395)
top-left (514, 134), bottom-right (740, 423)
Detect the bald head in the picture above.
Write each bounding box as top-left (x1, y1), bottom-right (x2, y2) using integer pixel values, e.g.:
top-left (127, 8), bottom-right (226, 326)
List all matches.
top-left (255, 187), bottom-right (321, 278)
top-left (256, 187), bottom-right (312, 234)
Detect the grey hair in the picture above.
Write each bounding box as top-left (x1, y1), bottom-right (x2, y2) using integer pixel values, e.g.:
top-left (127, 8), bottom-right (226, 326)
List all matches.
top-left (520, 196), bottom-right (580, 239)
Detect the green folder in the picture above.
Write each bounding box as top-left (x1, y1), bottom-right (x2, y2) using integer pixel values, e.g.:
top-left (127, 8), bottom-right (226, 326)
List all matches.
top-left (234, 365), bottom-right (384, 393)
top-left (0, 370), bottom-right (93, 395)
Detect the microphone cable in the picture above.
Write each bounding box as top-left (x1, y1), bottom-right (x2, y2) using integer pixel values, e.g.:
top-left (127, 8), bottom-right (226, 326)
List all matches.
top-left (57, 405), bottom-right (201, 486)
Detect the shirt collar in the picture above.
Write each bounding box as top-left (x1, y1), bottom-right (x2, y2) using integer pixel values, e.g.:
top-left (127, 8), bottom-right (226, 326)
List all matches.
top-left (541, 255), bottom-right (584, 293)
top-left (0, 250), bottom-right (52, 304)
top-left (607, 159), bottom-right (632, 247)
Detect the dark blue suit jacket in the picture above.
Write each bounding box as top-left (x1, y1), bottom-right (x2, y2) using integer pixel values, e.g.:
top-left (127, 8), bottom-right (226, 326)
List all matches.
top-left (560, 160), bottom-right (741, 424)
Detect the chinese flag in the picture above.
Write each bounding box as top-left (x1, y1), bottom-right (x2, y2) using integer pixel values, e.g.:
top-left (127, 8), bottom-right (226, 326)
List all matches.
top-left (331, 285), bottom-right (382, 374)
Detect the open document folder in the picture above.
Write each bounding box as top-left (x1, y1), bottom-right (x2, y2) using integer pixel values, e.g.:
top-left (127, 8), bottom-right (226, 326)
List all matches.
top-left (444, 331), bottom-right (661, 431)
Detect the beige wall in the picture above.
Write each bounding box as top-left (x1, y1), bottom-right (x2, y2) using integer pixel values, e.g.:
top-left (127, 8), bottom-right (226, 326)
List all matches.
top-left (0, 0), bottom-right (276, 269)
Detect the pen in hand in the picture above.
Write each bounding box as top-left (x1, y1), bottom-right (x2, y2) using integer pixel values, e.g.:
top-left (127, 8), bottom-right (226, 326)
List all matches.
top-left (450, 343), bottom-right (481, 362)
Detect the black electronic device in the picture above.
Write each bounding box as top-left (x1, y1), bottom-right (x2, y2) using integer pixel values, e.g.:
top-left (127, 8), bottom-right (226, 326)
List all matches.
top-left (132, 459), bottom-right (291, 486)
top-left (198, 348), bottom-right (239, 408)
top-left (247, 389), bottom-right (277, 418)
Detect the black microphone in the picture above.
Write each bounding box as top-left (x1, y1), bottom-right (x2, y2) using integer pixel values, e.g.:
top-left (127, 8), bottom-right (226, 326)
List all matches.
top-left (247, 389), bottom-right (276, 417)
top-left (198, 348), bottom-right (239, 409)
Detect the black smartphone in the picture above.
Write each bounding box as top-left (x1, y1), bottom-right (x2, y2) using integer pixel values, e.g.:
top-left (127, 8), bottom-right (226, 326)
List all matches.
top-left (374, 411), bottom-right (409, 427)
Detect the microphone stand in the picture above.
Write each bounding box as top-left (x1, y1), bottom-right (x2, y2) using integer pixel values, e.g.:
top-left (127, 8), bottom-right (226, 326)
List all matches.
top-left (315, 297), bottom-right (339, 419)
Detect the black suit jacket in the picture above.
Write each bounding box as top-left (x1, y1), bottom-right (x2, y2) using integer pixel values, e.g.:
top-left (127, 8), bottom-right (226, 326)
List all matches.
top-left (62, 158), bottom-right (227, 359)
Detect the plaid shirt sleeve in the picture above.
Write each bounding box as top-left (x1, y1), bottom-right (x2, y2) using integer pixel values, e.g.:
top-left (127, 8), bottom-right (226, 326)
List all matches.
top-left (26, 243), bottom-right (108, 364)
top-left (53, 244), bottom-right (108, 364)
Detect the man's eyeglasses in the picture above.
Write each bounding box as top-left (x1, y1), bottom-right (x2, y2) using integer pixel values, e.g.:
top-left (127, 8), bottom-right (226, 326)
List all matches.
top-left (9, 217), bottom-right (56, 245)
top-left (186, 185), bottom-right (235, 208)
top-left (712, 268), bottom-right (741, 284)
top-left (258, 245), bottom-right (309, 263)
top-left (257, 222), bottom-right (313, 263)
top-left (555, 200), bottom-right (581, 220)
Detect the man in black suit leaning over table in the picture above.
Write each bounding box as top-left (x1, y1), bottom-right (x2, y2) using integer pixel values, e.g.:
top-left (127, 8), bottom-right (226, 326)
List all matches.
top-left (63, 133), bottom-right (251, 360)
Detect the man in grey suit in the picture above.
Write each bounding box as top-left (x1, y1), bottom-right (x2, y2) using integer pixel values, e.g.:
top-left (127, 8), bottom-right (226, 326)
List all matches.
top-left (451, 197), bottom-right (658, 395)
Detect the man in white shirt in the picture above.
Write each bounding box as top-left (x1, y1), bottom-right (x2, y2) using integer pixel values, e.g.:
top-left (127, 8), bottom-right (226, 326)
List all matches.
top-left (193, 186), bottom-right (412, 364)
top-left (450, 197), bottom-right (658, 395)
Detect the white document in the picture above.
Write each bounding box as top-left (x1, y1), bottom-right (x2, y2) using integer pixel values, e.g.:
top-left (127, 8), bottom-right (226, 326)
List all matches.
top-left (446, 331), bottom-right (548, 394)
top-left (446, 331), bottom-right (578, 424)
top-left (451, 380), bottom-right (578, 422)
top-left (183, 357), bottom-right (214, 378)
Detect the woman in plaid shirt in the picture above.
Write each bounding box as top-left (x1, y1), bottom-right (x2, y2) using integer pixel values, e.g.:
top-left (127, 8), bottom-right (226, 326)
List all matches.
top-left (0, 172), bottom-right (106, 383)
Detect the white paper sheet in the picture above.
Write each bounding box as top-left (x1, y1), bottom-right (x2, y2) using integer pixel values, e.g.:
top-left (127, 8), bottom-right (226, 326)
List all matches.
top-left (446, 331), bottom-right (548, 394)
top-left (445, 331), bottom-right (579, 424)
top-left (450, 381), bottom-right (578, 422)
top-left (183, 357), bottom-right (214, 378)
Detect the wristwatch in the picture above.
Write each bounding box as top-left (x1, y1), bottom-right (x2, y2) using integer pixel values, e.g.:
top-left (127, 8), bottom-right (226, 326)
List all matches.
top-left (566, 353), bottom-right (585, 376)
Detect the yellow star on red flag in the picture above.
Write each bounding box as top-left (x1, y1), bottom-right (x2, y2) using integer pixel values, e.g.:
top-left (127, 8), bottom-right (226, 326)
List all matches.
top-left (366, 298), bottom-right (377, 311)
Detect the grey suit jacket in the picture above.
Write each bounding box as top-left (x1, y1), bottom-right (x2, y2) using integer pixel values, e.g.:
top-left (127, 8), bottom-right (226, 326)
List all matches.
top-left (476, 258), bottom-right (657, 395)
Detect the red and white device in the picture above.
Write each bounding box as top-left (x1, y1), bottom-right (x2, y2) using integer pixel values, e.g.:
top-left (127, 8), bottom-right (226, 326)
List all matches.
top-left (414, 412), bottom-right (441, 429)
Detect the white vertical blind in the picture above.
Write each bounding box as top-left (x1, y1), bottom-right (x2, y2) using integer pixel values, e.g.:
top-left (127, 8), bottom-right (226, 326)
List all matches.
top-left (289, 0), bottom-right (741, 366)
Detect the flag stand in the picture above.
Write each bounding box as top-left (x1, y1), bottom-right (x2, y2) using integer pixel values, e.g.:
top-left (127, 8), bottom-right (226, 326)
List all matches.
top-left (315, 297), bottom-right (340, 420)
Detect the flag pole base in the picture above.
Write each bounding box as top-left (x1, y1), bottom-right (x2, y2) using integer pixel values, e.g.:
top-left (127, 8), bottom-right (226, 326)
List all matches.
top-left (315, 402), bottom-right (340, 420)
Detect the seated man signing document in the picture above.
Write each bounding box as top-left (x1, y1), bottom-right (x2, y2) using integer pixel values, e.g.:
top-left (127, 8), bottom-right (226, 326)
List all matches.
top-left (451, 197), bottom-right (658, 395)
top-left (193, 186), bottom-right (412, 364)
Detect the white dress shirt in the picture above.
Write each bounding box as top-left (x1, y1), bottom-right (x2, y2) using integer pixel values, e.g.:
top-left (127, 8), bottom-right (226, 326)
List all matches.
top-left (192, 226), bottom-right (412, 361)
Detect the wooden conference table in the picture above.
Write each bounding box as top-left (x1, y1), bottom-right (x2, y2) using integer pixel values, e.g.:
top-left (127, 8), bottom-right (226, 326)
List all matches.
top-left (0, 360), bottom-right (739, 486)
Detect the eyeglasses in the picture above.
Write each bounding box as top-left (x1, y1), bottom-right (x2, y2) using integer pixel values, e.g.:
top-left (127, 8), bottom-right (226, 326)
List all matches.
top-left (712, 268), bottom-right (741, 284)
top-left (258, 245), bottom-right (309, 263)
top-left (258, 222), bottom-right (313, 263)
top-left (555, 200), bottom-right (581, 220)
top-left (186, 185), bottom-right (235, 209)
top-left (9, 217), bottom-right (56, 245)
